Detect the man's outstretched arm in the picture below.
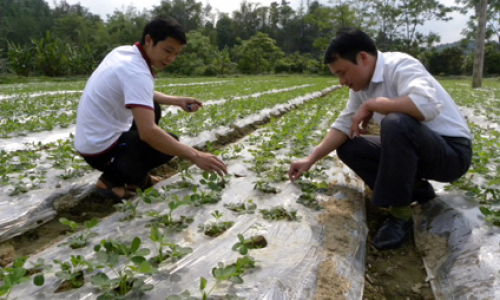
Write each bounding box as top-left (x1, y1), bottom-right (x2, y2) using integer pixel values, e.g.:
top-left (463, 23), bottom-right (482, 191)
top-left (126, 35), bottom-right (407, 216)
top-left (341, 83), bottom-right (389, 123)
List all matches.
top-left (288, 129), bottom-right (349, 181)
top-left (132, 106), bottom-right (227, 176)
top-left (153, 91), bottom-right (203, 112)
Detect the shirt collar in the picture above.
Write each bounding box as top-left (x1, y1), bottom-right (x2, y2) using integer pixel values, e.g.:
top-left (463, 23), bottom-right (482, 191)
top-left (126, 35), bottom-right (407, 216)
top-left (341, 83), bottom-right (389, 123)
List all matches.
top-left (371, 51), bottom-right (385, 84)
top-left (134, 42), bottom-right (155, 77)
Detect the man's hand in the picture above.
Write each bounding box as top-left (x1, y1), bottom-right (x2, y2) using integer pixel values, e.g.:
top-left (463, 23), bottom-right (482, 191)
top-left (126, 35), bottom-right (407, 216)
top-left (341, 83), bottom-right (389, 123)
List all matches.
top-left (288, 157), bottom-right (313, 182)
top-left (191, 151), bottom-right (228, 177)
top-left (350, 101), bottom-right (373, 138)
top-left (178, 97), bottom-right (203, 112)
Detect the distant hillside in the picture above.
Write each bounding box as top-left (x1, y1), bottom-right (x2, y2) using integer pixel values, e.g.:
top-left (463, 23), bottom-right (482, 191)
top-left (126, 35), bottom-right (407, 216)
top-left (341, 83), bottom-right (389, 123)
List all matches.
top-left (436, 40), bottom-right (475, 53)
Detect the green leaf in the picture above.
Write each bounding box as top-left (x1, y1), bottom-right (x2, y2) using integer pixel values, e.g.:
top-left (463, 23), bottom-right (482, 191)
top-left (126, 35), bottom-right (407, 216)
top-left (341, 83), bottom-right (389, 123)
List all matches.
top-left (130, 237), bottom-right (141, 254)
top-left (237, 234), bottom-right (245, 242)
top-left (96, 251), bottom-right (108, 264)
top-left (12, 256), bottom-right (27, 268)
top-left (91, 272), bottom-right (110, 285)
top-left (12, 268), bottom-right (27, 281)
top-left (138, 261), bottom-right (153, 274)
top-left (230, 275), bottom-right (244, 284)
top-left (200, 277), bottom-right (207, 290)
top-left (131, 256), bottom-right (146, 266)
top-left (85, 217), bottom-right (99, 229)
top-left (33, 274), bottom-right (45, 286)
top-left (480, 206), bottom-right (491, 216)
top-left (135, 248), bottom-right (151, 256)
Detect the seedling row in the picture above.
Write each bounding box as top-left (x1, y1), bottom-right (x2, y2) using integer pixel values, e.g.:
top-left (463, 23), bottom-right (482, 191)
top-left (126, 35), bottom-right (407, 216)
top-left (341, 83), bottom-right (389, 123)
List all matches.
top-left (0, 78), bottom-right (335, 200)
top-left (3, 87), bottom-right (364, 300)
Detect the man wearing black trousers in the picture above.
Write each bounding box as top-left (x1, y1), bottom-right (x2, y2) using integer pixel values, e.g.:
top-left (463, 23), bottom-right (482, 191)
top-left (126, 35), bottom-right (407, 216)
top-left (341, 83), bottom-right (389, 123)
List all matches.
top-left (288, 28), bottom-right (472, 250)
top-left (75, 18), bottom-right (227, 202)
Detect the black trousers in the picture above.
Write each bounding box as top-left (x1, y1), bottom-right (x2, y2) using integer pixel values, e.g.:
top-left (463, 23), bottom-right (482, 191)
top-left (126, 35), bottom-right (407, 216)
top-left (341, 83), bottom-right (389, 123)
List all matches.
top-left (83, 102), bottom-right (177, 186)
top-left (336, 113), bottom-right (472, 207)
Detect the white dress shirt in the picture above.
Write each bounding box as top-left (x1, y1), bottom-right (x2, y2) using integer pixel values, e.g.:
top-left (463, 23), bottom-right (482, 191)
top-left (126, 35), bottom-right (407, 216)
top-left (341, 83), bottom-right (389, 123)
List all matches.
top-left (331, 51), bottom-right (471, 139)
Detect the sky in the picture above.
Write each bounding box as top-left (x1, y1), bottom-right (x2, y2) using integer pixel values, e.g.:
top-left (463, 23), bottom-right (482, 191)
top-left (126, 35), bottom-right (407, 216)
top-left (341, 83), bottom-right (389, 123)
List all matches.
top-left (50, 0), bottom-right (473, 44)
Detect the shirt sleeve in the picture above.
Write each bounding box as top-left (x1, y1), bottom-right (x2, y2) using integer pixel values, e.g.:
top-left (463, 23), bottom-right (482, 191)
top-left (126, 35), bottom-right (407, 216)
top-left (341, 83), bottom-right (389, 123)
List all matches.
top-left (123, 73), bottom-right (155, 110)
top-left (391, 58), bottom-right (442, 122)
top-left (331, 90), bottom-right (362, 136)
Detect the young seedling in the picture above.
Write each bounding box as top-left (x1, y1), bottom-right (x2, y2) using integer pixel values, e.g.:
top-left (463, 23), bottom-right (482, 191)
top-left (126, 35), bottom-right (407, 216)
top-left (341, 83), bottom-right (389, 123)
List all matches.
top-left (23, 257), bottom-right (52, 277)
top-left (150, 194), bottom-right (193, 232)
top-left (166, 256), bottom-right (255, 300)
top-left (114, 200), bottom-right (141, 221)
top-left (203, 256), bottom-right (256, 297)
top-left (53, 255), bottom-right (99, 291)
top-left (137, 187), bottom-right (165, 204)
top-left (148, 225), bottom-right (193, 266)
top-left (479, 206), bottom-right (500, 226)
top-left (200, 171), bottom-right (231, 192)
top-left (91, 237), bottom-right (156, 299)
top-left (296, 193), bottom-right (322, 210)
top-left (0, 257), bottom-right (45, 300)
top-left (232, 234), bottom-right (268, 255)
top-left (198, 210), bottom-right (234, 237)
top-left (260, 207), bottom-right (302, 222)
top-left (253, 180), bottom-right (280, 194)
top-left (58, 217), bottom-right (99, 249)
top-left (224, 200), bottom-right (257, 215)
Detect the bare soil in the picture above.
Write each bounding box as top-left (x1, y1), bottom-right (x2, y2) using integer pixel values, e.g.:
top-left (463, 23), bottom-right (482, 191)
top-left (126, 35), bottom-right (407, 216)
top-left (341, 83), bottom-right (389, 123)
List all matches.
top-left (363, 199), bottom-right (435, 300)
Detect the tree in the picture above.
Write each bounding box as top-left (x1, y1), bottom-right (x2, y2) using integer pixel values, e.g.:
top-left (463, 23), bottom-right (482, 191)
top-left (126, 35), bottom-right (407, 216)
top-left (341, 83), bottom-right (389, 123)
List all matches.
top-left (152, 0), bottom-right (204, 32)
top-left (235, 32), bottom-right (284, 74)
top-left (231, 1), bottom-right (262, 41)
top-left (216, 14), bottom-right (236, 49)
top-left (0, 0), bottom-right (52, 54)
top-left (361, 0), bottom-right (454, 54)
top-left (455, 0), bottom-right (500, 43)
top-left (50, 1), bottom-right (105, 45)
top-left (166, 30), bottom-right (216, 75)
top-left (472, 0), bottom-right (487, 87)
top-left (106, 6), bottom-right (149, 47)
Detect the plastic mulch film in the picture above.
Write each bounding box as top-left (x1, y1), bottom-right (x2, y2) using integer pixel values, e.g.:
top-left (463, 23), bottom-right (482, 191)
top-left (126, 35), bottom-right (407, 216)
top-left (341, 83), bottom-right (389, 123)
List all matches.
top-left (6, 92), bottom-right (369, 299)
top-left (0, 86), bottom-right (340, 244)
top-left (7, 161), bottom-right (367, 300)
top-left (414, 188), bottom-right (500, 300)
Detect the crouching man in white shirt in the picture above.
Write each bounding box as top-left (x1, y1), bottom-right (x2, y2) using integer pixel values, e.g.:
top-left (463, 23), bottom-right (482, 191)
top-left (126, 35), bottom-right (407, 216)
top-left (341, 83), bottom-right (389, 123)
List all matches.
top-left (288, 28), bottom-right (472, 250)
top-left (75, 17), bottom-right (227, 202)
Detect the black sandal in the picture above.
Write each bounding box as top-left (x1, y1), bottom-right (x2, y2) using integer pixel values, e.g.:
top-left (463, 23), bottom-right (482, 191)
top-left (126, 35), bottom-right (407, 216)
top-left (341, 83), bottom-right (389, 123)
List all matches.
top-left (95, 176), bottom-right (135, 203)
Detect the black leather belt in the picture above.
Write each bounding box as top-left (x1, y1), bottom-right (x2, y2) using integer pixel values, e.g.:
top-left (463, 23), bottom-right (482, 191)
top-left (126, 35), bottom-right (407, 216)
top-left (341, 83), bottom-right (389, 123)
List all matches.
top-left (442, 136), bottom-right (472, 147)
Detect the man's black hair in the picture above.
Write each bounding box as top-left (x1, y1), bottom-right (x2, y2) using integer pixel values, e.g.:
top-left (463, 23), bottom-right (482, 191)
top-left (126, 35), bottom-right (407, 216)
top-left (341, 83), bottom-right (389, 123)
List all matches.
top-left (323, 27), bottom-right (377, 64)
top-left (140, 17), bottom-right (187, 46)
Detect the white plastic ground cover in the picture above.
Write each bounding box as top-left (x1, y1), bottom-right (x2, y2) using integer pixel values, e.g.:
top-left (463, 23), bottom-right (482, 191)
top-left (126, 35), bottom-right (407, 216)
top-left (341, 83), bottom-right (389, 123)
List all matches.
top-left (414, 185), bottom-right (500, 300)
top-left (0, 84), bottom-right (316, 152)
top-left (163, 84), bottom-right (315, 116)
top-left (7, 93), bottom-right (368, 300)
top-left (0, 86), bottom-right (339, 243)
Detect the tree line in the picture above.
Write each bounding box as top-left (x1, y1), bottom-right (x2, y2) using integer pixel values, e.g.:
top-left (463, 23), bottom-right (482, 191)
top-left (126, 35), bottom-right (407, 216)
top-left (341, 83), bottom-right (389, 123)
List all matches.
top-left (1, 0), bottom-right (500, 77)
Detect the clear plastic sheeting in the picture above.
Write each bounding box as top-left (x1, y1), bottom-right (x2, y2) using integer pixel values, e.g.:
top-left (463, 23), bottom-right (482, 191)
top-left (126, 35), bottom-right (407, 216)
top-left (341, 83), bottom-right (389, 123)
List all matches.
top-left (414, 189), bottom-right (500, 300)
top-left (0, 86), bottom-right (340, 245)
top-left (0, 176), bottom-right (97, 243)
top-left (7, 149), bottom-right (368, 300)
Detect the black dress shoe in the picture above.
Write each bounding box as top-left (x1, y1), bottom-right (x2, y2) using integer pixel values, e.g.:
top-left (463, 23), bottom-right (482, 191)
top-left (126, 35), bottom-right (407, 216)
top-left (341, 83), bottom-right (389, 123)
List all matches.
top-left (412, 180), bottom-right (436, 204)
top-left (371, 216), bottom-right (412, 250)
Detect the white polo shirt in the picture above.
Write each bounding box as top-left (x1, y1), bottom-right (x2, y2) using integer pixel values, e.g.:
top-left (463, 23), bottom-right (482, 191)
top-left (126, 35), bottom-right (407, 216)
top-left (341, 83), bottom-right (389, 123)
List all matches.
top-left (332, 51), bottom-right (471, 139)
top-left (75, 44), bottom-right (155, 155)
